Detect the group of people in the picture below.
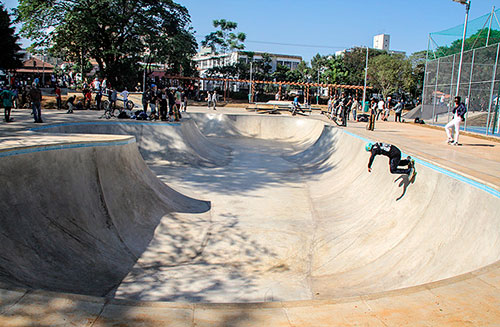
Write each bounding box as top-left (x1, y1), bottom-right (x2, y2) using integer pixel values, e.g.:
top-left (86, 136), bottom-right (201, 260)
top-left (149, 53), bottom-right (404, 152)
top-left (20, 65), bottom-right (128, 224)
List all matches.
top-left (141, 85), bottom-right (187, 122)
top-left (1, 83), bottom-right (43, 123)
top-left (326, 93), bottom-right (362, 126)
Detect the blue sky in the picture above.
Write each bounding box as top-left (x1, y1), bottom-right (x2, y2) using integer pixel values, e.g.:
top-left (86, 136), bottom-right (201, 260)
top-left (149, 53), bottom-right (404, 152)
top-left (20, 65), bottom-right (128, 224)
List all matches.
top-left (3, 0), bottom-right (499, 61)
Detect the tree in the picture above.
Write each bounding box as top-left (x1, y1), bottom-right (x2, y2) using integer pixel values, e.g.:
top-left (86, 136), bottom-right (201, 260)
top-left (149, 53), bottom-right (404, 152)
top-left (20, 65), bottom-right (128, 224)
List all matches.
top-left (201, 19), bottom-right (246, 54)
top-left (368, 53), bottom-right (412, 98)
top-left (342, 47), bottom-right (385, 85)
top-left (0, 4), bottom-right (22, 71)
top-left (16, 0), bottom-right (197, 89)
top-left (407, 50), bottom-right (426, 99)
top-left (323, 55), bottom-right (347, 85)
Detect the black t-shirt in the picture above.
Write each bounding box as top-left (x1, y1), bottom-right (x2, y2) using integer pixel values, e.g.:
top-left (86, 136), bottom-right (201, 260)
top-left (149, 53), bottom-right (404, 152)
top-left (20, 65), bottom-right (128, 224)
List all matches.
top-left (368, 143), bottom-right (400, 168)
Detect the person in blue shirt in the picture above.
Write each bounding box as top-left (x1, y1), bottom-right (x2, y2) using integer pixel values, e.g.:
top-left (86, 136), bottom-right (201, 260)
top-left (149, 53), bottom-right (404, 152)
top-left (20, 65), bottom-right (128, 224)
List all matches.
top-left (445, 96), bottom-right (467, 145)
top-left (291, 95), bottom-right (304, 115)
top-left (1, 87), bottom-right (14, 122)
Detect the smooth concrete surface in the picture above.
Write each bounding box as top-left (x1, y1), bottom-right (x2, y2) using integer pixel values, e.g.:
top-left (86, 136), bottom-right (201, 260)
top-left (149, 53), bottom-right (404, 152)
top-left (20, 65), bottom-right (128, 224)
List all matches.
top-left (0, 106), bottom-right (499, 326)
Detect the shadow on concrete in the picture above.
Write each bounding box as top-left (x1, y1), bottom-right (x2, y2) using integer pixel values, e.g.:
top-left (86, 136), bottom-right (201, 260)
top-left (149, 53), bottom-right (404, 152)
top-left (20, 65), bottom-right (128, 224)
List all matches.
top-left (394, 174), bottom-right (412, 201)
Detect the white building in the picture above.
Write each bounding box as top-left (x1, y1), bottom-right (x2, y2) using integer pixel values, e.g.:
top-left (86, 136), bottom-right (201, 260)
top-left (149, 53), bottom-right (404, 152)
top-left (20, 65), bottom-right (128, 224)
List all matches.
top-left (192, 49), bottom-right (302, 90)
top-left (373, 34), bottom-right (390, 51)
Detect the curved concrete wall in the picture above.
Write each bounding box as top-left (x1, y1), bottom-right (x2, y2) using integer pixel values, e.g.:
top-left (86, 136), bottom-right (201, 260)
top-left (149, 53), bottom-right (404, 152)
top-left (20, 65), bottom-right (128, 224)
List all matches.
top-left (1, 114), bottom-right (499, 302)
top-left (0, 138), bottom-right (210, 296)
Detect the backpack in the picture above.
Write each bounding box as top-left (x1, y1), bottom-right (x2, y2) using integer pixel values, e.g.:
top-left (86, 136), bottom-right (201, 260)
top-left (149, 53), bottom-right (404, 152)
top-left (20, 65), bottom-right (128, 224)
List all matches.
top-left (117, 111), bottom-right (129, 119)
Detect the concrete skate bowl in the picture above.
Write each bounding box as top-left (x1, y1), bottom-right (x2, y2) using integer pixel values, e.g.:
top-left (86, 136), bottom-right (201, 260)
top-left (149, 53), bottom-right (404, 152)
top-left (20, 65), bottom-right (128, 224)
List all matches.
top-left (0, 114), bottom-right (500, 325)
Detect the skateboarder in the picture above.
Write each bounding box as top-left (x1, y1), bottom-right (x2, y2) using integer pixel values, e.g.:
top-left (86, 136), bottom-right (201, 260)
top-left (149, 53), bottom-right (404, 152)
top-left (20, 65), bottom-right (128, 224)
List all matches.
top-left (365, 142), bottom-right (416, 179)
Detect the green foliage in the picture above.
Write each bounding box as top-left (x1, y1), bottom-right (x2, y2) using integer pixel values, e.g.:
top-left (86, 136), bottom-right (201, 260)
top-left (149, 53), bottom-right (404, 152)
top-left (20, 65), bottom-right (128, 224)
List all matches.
top-left (16, 0), bottom-right (197, 89)
top-left (0, 4), bottom-right (22, 71)
top-left (201, 19), bottom-right (246, 54)
top-left (368, 53), bottom-right (412, 98)
top-left (432, 29), bottom-right (500, 59)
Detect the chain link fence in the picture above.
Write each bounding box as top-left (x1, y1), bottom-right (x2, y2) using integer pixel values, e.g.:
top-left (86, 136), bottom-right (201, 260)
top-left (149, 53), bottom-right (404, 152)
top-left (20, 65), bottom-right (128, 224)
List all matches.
top-left (421, 8), bottom-right (500, 136)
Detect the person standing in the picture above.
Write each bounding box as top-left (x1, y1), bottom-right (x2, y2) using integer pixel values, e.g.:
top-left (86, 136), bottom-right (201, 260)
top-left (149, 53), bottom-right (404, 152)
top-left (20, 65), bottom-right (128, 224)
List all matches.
top-left (95, 86), bottom-right (102, 110)
top-left (1, 87), bottom-right (14, 122)
top-left (121, 87), bottom-right (129, 110)
top-left (55, 86), bottom-right (62, 110)
top-left (142, 88), bottom-right (150, 115)
top-left (367, 99), bottom-right (377, 131)
top-left (149, 85), bottom-right (158, 119)
top-left (180, 90), bottom-right (187, 112)
top-left (377, 98), bottom-right (385, 120)
top-left (445, 96), bottom-right (467, 145)
top-left (167, 88), bottom-right (175, 120)
top-left (206, 91), bottom-right (212, 109)
top-left (351, 97), bottom-right (360, 121)
top-left (29, 83), bottom-right (43, 123)
top-left (159, 88), bottom-right (168, 121)
top-left (210, 90), bottom-right (217, 110)
top-left (393, 99), bottom-right (404, 123)
top-left (172, 88), bottom-right (181, 121)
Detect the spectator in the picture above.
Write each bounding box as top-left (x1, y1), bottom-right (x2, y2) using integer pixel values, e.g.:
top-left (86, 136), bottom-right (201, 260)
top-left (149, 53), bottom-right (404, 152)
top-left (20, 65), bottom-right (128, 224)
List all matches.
top-left (445, 96), bottom-right (467, 145)
top-left (377, 98), bottom-right (385, 120)
top-left (1, 87), bottom-right (14, 122)
top-left (394, 99), bottom-right (404, 123)
top-left (55, 86), bottom-right (62, 110)
top-left (29, 84), bottom-right (43, 123)
top-left (142, 88), bottom-right (150, 114)
top-left (150, 85), bottom-right (158, 119)
top-left (159, 88), bottom-right (168, 121)
top-left (109, 88), bottom-right (117, 111)
top-left (351, 97), bottom-right (360, 121)
top-left (121, 87), bottom-right (129, 110)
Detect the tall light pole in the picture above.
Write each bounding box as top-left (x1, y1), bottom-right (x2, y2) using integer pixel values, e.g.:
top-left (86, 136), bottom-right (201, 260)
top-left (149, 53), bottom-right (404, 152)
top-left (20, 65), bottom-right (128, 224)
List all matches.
top-left (362, 47), bottom-right (369, 110)
top-left (453, 0), bottom-right (471, 97)
top-left (249, 60), bottom-right (253, 103)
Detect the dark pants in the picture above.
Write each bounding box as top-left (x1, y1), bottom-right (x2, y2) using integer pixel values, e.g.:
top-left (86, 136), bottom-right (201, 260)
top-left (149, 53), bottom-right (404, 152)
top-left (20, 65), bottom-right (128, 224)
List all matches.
top-left (56, 97), bottom-right (62, 110)
top-left (96, 94), bottom-right (102, 110)
top-left (390, 154), bottom-right (411, 175)
top-left (32, 102), bottom-right (42, 122)
top-left (160, 102), bottom-right (168, 120)
top-left (367, 113), bottom-right (375, 130)
top-left (4, 106), bottom-right (11, 122)
top-left (395, 112), bottom-right (402, 122)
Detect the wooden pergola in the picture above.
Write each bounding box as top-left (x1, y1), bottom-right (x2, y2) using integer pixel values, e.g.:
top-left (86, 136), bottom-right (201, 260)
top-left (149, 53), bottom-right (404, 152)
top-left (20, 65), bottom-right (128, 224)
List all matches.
top-left (166, 75), bottom-right (371, 103)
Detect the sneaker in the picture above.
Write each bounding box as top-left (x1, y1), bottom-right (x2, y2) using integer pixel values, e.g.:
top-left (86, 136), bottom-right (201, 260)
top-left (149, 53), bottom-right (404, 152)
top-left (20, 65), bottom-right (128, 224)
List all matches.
top-left (446, 138), bottom-right (453, 144)
top-left (451, 142), bottom-right (459, 146)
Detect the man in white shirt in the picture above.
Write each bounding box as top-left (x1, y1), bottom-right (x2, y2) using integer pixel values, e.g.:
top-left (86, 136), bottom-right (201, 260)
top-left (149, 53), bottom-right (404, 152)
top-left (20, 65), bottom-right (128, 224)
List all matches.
top-left (121, 88), bottom-right (129, 109)
top-left (377, 98), bottom-right (385, 120)
top-left (92, 78), bottom-right (100, 90)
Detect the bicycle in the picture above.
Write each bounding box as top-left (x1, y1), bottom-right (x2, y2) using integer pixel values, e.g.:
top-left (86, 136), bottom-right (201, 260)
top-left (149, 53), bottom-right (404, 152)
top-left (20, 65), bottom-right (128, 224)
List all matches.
top-left (98, 99), bottom-right (135, 119)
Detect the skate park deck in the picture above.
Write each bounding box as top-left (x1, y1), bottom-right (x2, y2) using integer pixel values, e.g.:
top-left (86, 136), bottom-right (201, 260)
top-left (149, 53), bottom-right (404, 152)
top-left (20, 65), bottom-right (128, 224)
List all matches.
top-left (0, 107), bottom-right (499, 326)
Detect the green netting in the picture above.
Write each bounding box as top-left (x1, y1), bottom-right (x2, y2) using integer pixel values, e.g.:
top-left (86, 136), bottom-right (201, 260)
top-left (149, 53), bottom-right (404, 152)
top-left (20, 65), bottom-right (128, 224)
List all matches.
top-left (420, 8), bottom-right (500, 136)
top-left (429, 8), bottom-right (500, 59)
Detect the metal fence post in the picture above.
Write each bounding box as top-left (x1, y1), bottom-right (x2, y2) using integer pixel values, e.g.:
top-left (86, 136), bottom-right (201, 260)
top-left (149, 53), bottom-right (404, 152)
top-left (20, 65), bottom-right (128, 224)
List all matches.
top-left (421, 36), bottom-right (430, 117)
top-left (486, 43), bottom-right (500, 135)
top-left (432, 57), bottom-right (440, 123)
top-left (448, 54), bottom-right (456, 123)
top-left (465, 49), bottom-right (475, 131)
